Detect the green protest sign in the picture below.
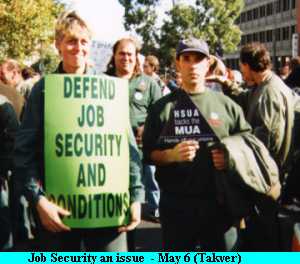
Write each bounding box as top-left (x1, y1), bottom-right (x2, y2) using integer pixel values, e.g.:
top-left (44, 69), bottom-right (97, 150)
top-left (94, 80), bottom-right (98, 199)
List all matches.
top-left (44, 74), bottom-right (130, 228)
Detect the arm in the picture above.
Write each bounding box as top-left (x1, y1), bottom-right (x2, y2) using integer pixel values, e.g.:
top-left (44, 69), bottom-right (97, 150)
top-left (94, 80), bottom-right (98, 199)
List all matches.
top-left (128, 128), bottom-right (144, 204)
top-left (0, 100), bottom-right (19, 176)
top-left (142, 100), bottom-right (199, 165)
top-left (253, 94), bottom-right (286, 163)
top-left (206, 75), bottom-right (250, 112)
top-left (14, 79), bottom-right (70, 232)
top-left (151, 140), bottom-right (226, 170)
top-left (150, 140), bottom-right (199, 165)
top-left (14, 80), bottom-right (44, 205)
top-left (119, 128), bottom-right (144, 232)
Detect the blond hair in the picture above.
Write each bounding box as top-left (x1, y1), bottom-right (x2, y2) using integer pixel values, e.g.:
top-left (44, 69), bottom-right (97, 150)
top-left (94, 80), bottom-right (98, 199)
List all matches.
top-left (0, 58), bottom-right (21, 73)
top-left (145, 55), bottom-right (160, 72)
top-left (55, 10), bottom-right (92, 43)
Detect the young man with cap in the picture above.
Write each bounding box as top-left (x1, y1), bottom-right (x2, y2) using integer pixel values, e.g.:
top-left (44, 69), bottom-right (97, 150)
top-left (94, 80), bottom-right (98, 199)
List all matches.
top-left (142, 37), bottom-right (252, 251)
top-left (14, 11), bottom-right (144, 251)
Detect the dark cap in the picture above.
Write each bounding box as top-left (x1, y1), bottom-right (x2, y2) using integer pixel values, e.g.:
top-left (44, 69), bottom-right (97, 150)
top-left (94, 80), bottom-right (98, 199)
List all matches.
top-left (176, 37), bottom-right (210, 58)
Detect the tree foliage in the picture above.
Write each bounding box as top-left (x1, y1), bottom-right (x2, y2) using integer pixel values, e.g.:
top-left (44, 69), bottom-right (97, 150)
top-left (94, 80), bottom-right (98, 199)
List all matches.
top-left (119, 0), bottom-right (244, 69)
top-left (118, 0), bottom-right (160, 54)
top-left (0, 0), bottom-right (64, 62)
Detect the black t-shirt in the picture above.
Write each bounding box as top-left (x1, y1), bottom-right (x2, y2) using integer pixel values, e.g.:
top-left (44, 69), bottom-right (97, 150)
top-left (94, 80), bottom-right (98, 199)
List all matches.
top-left (143, 88), bottom-right (251, 197)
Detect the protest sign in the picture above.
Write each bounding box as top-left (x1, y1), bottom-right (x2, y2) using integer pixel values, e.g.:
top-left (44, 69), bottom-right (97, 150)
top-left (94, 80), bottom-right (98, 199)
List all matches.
top-left (44, 74), bottom-right (130, 228)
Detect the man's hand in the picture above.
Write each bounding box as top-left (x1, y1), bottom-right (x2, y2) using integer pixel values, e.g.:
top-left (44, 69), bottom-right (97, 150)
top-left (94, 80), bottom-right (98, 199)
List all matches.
top-left (36, 196), bottom-right (71, 233)
top-left (205, 75), bottom-right (230, 85)
top-left (150, 140), bottom-right (200, 165)
top-left (171, 140), bottom-right (199, 162)
top-left (211, 148), bottom-right (226, 170)
top-left (118, 202), bottom-right (141, 232)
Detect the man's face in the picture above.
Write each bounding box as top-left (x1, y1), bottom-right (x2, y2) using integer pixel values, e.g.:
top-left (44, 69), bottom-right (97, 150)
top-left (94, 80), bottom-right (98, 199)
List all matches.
top-left (239, 62), bottom-right (255, 86)
top-left (56, 24), bottom-right (90, 73)
top-left (281, 65), bottom-right (290, 76)
top-left (176, 52), bottom-right (209, 87)
top-left (143, 61), bottom-right (153, 76)
top-left (0, 62), bottom-right (19, 86)
top-left (114, 41), bottom-right (137, 76)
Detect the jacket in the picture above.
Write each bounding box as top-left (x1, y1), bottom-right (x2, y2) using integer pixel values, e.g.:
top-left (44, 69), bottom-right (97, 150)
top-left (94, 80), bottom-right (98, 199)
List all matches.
top-left (225, 73), bottom-right (296, 168)
top-left (217, 133), bottom-right (281, 219)
top-left (0, 95), bottom-right (19, 178)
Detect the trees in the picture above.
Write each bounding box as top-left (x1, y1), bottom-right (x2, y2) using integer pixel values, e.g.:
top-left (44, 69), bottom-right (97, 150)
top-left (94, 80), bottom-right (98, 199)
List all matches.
top-left (118, 0), bottom-right (160, 54)
top-left (119, 0), bottom-right (244, 69)
top-left (0, 0), bottom-right (64, 62)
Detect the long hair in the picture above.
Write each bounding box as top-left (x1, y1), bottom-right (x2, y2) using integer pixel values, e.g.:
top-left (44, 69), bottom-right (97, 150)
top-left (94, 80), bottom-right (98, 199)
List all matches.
top-left (106, 38), bottom-right (142, 78)
top-left (0, 83), bottom-right (24, 120)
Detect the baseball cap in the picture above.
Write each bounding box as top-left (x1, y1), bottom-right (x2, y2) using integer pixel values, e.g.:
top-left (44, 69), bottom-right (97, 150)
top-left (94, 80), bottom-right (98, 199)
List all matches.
top-left (176, 37), bottom-right (210, 58)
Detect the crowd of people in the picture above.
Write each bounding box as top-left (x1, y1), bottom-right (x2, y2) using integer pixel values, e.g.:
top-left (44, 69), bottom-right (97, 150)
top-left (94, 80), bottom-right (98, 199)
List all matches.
top-left (1, 9), bottom-right (300, 252)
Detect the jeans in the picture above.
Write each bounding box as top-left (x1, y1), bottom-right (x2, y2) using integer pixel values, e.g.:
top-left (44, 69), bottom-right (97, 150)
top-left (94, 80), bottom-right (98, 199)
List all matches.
top-left (0, 178), bottom-right (13, 250)
top-left (143, 163), bottom-right (160, 214)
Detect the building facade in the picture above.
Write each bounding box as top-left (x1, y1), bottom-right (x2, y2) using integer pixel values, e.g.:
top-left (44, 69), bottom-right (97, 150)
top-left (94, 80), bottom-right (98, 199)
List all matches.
top-left (225, 0), bottom-right (298, 71)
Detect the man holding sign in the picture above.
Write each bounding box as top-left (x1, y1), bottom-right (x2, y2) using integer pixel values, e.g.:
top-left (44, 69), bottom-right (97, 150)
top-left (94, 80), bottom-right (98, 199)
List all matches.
top-left (14, 10), bottom-right (144, 251)
top-left (142, 37), bottom-right (252, 251)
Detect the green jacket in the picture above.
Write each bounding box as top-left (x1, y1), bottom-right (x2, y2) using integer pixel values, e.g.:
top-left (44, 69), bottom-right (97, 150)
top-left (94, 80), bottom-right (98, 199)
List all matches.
top-left (225, 72), bottom-right (298, 168)
top-left (128, 74), bottom-right (162, 131)
top-left (222, 133), bottom-right (280, 198)
top-left (215, 133), bottom-right (280, 221)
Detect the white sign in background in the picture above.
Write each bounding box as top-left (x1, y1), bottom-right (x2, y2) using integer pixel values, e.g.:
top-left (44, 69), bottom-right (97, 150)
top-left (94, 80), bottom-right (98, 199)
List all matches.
top-left (89, 40), bottom-right (113, 74)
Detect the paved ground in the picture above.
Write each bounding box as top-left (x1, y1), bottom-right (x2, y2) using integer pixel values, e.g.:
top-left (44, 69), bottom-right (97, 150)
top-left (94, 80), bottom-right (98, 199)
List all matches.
top-left (135, 204), bottom-right (162, 251)
top-left (135, 220), bottom-right (162, 251)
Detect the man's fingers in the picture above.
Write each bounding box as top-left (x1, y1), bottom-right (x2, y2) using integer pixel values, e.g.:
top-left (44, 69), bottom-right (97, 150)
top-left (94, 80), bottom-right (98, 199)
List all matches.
top-left (172, 140), bottom-right (200, 162)
top-left (56, 222), bottom-right (71, 232)
top-left (56, 205), bottom-right (71, 217)
top-left (42, 218), bottom-right (62, 233)
top-left (211, 148), bottom-right (226, 170)
top-left (182, 140), bottom-right (199, 148)
top-left (38, 199), bottom-right (71, 232)
top-left (54, 213), bottom-right (71, 231)
top-left (43, 214), bottom-right (71, 232)
top-left (214, 164), bottom-right (226, 170)
top-left (179, 146), bottom-right (197, 154)
top-left (118, 219), bottom-right (140, 233)
top-left (41, 219), bottom-right (55, 232)
top-left (182, 151), bottom-right (197, 161)
top-left (179, 142), bottom-right (199, 155)
top-left (211, 149), bottom-right (223, 154)
top-left (212, 156), bottom-right (224, 162)
top-left (205, 75), bottom-right (227, 84)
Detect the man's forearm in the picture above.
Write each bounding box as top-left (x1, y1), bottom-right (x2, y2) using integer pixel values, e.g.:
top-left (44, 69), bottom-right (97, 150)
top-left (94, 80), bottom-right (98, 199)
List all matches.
top-left (150, 149), bottom-right (175, 165)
